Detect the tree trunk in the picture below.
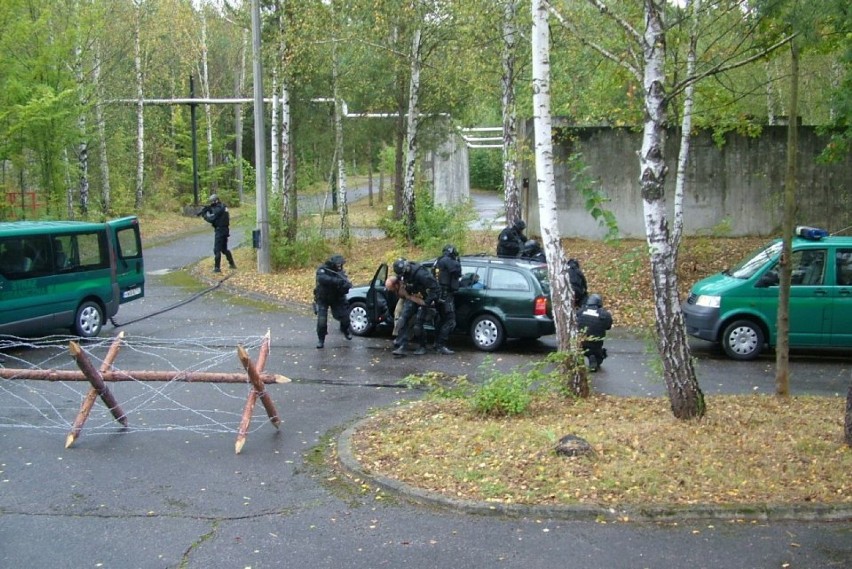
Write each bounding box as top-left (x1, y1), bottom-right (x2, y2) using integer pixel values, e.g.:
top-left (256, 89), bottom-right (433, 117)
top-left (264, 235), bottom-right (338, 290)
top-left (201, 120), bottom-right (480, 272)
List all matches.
top-left (271, 72), bottom-right (280, 196)
top-left (333, 37), bottom-right (350, 245)
top-left (94, 38), bottom-right (111, 214)
top-left (74, 33), bottom-right (89, 217)
top-left (234, 29), bottom-right (247, 204)
top-left (640, 0), bottom-right (704, 419)
top-left (402, 28), bottom-right (422, 243)
top-left (200, 11), bottom-right (216, 192)
top-left (845, 384), bottom-right (852, 447)
top-left (532, 0), bottom-right (587, 397)
top-left (502, 0), bottom-right (521, 224)
top-left (134, 3), bottom-right (145, 209)
top-left (775, 40), bottom-right (799, 397)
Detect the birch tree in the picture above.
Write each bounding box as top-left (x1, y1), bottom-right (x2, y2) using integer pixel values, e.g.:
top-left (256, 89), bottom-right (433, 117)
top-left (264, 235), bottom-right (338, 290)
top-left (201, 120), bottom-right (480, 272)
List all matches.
top-left (502, 0), bottom-right (522, 225)
top-left (93, 37), bottom-right (111, 213)
top-left (133, 0), bottom-right (145, 209)
top-left (532, 0), bottom-right (588, 397)
top-left (402, 27), bottom-right (422, 240)
top-left (332, 25), bottom-right (350, 245)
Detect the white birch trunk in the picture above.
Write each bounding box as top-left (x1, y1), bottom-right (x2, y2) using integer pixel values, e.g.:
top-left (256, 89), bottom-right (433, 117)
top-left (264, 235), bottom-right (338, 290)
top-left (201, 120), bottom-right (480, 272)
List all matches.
top-left (502, 0), bottom-right (521, 224)
top-left (134, 1), bottom-right (145, 209)
top-left (74, 35), bottom-right (89, 216)
top-left (281, 81), bottom-right (294, 229)
top-left (332, 38), bottom-right (350, 244)
top-left (532, 0), bottom-right (587, 396)
top-left (234, 29), bottom-right (247, 203)
top-left (402, 28), bottom-right (422, 240)
top-left (640, 0), bottom-right (703, 419)
top-left (200, 11), bottom-right (215, 190)
top-left (271, 71), bottom-right (280, 196)
top-left (94, 37), bottom-right (111, 213)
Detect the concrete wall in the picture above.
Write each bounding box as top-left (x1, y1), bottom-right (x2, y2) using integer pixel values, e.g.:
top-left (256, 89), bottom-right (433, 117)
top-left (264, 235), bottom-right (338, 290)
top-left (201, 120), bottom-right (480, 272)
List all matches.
top-left (521, 122), bottom-right (852, 238)
top-left (424, 132), bottom-right (470, 206)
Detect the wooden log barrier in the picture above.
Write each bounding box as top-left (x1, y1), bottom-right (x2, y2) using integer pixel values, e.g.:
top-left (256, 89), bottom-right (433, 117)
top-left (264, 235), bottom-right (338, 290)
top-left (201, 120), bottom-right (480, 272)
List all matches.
top-left (0, 368), bottom-right (289, 384)
top-left (66, 332), bottom-right (126, 448)
top-left (235, 332), bottom-right (281, 454)
top-left (69, 341), bottom-right (128, 428)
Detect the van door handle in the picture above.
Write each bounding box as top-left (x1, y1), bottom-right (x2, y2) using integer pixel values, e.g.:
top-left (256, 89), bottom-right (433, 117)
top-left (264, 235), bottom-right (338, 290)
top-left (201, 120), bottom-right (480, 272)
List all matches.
top-left (813, 289), bottom-right (827, 297)
top-left (839, 289), bottom-right (851, 297)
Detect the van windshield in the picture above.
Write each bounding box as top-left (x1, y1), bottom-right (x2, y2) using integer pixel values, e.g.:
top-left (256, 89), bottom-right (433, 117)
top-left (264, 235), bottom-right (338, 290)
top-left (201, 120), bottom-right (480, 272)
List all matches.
top-left (729, 241), bottom-right (783, 279)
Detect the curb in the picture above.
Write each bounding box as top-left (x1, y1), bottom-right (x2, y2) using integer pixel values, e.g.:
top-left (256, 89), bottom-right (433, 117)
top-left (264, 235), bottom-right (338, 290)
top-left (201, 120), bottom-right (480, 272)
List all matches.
top-left (337, 415), bottom-right (852, 523)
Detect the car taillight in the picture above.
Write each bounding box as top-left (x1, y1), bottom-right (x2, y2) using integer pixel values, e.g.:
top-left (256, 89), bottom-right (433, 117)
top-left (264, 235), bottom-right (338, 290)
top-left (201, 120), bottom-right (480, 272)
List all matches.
top-left (534, 296), bottom-right (548, 316)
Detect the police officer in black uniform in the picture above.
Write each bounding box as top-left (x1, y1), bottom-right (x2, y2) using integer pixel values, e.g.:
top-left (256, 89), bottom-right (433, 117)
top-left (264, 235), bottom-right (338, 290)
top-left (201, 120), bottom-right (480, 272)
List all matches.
top-left (433, 244), bottom-right (462, 355)
top-left (199, 194), bottom-right (236, 273)
top-left (576, 293), bottom-right (613, 372)
top-left (391, 258), bottom-right (440, 356)
top-left (496, 219), bottom-right (527, 257)
top-left (314, 254), bottom-right (352, 349)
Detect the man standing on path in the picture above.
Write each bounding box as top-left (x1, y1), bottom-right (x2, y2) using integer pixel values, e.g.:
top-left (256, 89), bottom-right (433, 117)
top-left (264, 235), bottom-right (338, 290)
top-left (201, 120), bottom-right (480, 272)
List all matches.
top-left (199, 194), bottom-right (236, 273)
top-left (314, 254), bottom-right (353, 349)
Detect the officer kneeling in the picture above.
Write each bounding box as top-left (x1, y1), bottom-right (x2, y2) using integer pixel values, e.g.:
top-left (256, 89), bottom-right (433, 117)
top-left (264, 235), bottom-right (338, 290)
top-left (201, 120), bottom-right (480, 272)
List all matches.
top-left (576, 294), bottom-right (613, 372)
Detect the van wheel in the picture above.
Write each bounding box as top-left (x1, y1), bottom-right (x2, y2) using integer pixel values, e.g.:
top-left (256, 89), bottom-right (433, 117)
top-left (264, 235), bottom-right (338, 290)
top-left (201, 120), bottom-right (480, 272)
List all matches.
top-left (721, 319), bottom-right (764, 361)
top-left (74, 301), bottom-right (104, 338)
top-left (470, 314), bottom-right (505, 352)
top-left (348, 301), bottom-right (372, 336)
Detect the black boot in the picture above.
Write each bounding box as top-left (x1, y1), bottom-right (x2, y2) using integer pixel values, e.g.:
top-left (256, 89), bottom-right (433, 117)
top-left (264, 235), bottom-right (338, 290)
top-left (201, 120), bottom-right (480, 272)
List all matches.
top-left (316, 337), bottom-right (325, 349)
top-left (343, 328), bottom-right (352, 340)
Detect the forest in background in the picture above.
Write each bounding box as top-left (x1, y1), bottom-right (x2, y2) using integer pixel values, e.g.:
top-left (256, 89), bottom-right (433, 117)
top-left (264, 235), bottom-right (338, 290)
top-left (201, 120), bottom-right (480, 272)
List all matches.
top-left (1, 0), bottom-right (848, 223)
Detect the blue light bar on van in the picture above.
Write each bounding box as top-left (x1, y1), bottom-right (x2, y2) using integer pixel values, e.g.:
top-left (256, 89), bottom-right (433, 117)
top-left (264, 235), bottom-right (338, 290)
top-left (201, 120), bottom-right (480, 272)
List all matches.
top-left (795, 226), bottom-right (828, 240)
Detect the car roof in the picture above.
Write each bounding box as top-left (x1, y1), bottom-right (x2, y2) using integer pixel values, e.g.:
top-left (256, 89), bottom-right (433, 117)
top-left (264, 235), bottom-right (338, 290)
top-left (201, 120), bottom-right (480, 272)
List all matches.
top-left (457, 254), bottom-right (548, 268)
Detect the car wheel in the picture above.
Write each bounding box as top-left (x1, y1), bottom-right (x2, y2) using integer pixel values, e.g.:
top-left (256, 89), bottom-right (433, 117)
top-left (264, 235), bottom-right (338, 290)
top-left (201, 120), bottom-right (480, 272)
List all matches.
top-left (74, 301), bottom-right (104, 338)
top-left (470, 314), bottom-right (505, 352)
top-left (348, 301), bottom-right (373, 336)
top-left (721, 319), bottom-right (764, 361)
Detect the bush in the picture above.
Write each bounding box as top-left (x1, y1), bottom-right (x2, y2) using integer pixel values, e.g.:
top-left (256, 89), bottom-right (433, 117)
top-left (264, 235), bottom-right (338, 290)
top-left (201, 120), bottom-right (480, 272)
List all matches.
top-left (378, 186), bottom-right (475, 255)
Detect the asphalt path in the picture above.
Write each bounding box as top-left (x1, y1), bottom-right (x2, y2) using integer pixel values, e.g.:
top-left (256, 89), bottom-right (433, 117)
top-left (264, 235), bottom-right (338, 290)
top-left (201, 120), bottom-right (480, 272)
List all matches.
top-left (1, 200), bottom-right (851, 568)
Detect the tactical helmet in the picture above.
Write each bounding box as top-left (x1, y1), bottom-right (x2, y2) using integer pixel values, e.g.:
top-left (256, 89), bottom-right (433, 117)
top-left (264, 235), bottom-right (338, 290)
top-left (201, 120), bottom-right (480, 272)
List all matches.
top-left (442, 244), bottom-right (458, 259)
top-left (392, 258), bottom-right (408, 276)
top-left (586, 293), bottom-right (602, 308)
top-left (208, 194), bottom-right (219, 204)
top-left (513, 219), bottom-right (526, 231)
top-left (328, 254), bottom-right (345, 269)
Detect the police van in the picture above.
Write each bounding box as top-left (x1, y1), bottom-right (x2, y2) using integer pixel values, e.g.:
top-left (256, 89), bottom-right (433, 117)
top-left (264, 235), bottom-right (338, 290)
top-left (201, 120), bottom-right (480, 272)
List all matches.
top-left (682, 226), bottom-right (852, 360)
top-left (0, 217), bottom-right (144, 338)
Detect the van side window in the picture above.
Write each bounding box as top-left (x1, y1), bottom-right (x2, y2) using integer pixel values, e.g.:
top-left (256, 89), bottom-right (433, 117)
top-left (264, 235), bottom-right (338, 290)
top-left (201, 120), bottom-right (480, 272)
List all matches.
top-left (0, 236), bottom-right (50, 278)
top-left (76, 232), bottom-right (109, 270)
top-left (791, 249), bottom-right (826, 286)
top-left (837, 249), bottom-right (852, 286)
top-left (116, 227), bottom-right (141, 259)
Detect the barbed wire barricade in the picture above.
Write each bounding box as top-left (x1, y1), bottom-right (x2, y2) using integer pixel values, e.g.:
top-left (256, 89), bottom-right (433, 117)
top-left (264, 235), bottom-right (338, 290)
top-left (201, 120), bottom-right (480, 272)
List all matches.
top-left (0, 331), bottom-right (288, 453)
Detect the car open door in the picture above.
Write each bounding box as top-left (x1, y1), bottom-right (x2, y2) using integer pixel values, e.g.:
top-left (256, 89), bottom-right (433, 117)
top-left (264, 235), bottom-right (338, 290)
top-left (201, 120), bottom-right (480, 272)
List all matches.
top-left (366, 263), bottom-right (390, 325)
top-left (107, 216), bottom-right (145, 304)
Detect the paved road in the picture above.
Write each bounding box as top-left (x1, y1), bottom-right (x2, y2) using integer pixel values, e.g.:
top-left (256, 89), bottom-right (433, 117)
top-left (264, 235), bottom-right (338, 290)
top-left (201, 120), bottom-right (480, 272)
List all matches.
top-left (1, 211), bottom-right (850, 568)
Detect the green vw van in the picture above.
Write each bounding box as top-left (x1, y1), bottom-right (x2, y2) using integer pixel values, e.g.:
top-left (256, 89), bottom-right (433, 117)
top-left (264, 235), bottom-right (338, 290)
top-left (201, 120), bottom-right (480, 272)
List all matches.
top-left (0, 217), bottom-right (144, 338)
top-left (682, 227), bottom-right (852, 360)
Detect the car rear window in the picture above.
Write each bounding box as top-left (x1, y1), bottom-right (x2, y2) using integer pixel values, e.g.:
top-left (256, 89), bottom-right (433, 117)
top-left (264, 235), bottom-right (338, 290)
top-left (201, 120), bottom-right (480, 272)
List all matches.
top-left (530, 266), bottom-right (550, 295)
top-left (490, 267), bottom-right (530, 291)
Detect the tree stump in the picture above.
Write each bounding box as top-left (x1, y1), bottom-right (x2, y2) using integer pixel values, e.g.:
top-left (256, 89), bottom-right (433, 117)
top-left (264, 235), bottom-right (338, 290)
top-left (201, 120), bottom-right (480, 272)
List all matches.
top-left (555, 434), bottom-right (594, 457)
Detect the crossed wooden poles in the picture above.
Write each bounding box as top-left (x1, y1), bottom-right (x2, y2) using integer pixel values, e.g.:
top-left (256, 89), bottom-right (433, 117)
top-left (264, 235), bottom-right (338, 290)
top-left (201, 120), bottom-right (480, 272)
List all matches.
top-left (0, 331), bottom-right (288, 454)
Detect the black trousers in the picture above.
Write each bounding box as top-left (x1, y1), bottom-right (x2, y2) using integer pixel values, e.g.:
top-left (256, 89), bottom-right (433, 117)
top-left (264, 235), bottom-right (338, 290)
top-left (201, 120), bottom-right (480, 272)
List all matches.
top-left (316, 297), bottom-right (350, 340)
top-left (434, 293), bottom-right (456, 347)
top-left (395, 301), bottom-right (433, 349)
top-left (213, 231), bottom-right (235, 269)
top-left (582, 340), bottom-right (607, 367)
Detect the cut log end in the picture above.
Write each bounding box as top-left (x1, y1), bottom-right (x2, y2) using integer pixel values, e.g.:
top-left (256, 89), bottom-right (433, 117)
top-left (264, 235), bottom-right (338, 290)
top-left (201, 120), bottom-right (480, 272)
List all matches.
top-left (235, 438), bottom-right (246, 454)
top-left (274, 375), bottom-right (291, 384)
top-left (65, 434), bottom-right (76, 449)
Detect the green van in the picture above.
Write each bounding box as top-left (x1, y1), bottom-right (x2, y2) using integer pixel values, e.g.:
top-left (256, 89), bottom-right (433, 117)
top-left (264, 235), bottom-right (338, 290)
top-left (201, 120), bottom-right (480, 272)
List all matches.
top-left (682, 227), bottom-right (852, 360)
top-left (0, 216), bottom-right (144, 338)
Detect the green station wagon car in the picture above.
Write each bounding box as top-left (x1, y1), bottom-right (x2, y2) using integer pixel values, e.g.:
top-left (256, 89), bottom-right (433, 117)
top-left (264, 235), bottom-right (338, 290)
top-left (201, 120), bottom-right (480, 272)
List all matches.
top-left (682, 226), bottom-right (852, 360)
top-left (346, 255), bottom-right (555, 351)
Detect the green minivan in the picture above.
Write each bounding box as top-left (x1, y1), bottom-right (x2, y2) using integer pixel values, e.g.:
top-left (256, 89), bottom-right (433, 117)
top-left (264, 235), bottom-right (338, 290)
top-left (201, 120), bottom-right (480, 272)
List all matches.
top-left (682, 227), bottom-right (852, 360)
top-left (0, 216), bottom-right (144, 338)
